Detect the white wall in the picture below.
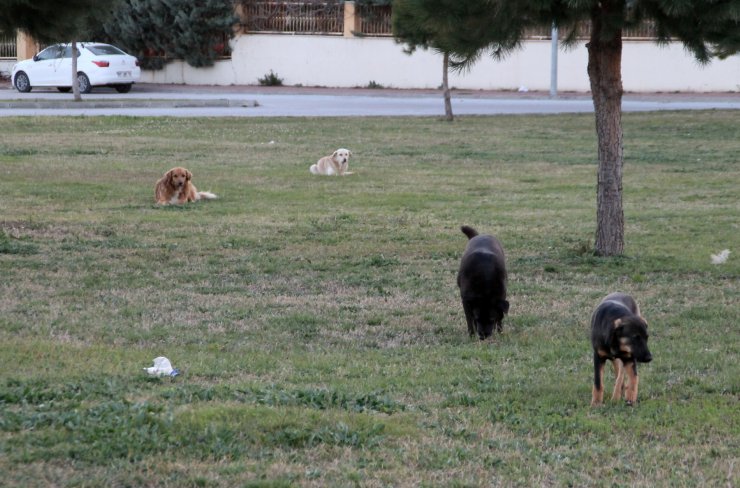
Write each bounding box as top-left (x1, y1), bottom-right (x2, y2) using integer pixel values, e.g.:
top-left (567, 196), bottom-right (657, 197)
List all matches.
top-left (140, 34), bottom-right (740, 92)
top-left (0, 60), bottom-right (14, 77)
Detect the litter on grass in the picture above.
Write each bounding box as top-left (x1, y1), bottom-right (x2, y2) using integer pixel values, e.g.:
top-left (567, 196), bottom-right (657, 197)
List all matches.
top-left (710, 249), bottom-right (730, 265)
top-left (144, 356), bottom-right (180, 377)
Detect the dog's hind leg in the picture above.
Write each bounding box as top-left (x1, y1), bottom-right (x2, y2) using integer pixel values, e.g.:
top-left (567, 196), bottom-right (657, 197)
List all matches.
top-left (611, 358), bottom-right (625, 401)
top-left (591, 353), bottom-right (606, 406)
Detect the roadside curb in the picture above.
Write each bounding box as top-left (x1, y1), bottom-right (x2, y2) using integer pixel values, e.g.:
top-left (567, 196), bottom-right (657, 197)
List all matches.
top-left (0, 98), bottom-right (258, 109)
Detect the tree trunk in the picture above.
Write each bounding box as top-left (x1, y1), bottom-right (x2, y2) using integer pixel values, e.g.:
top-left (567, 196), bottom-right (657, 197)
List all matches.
top-left (72, 40), bottom-right (81, 101)
top-left (587, 8), bottom-right (624, 256)
top-left (442, 51), bottom-right (453, 121)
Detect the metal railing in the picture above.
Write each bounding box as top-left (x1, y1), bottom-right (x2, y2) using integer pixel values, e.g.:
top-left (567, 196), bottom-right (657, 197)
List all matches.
top-left (3, 4), bottom-right (665, 63)
top-left (526, 21), bottom-right (659, 41)
top-left (356, 4), bottom-right (392, 37)
top-left (238, 1), bottom-right (661, 40)
top-left (0, 33), bottom-right (17, 58)
top-left (239, 0), bottom-right (344, 35)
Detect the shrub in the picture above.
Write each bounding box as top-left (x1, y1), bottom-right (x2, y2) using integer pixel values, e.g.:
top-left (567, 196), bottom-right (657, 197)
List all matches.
top-left (258, 70), bottom-right (284, 86)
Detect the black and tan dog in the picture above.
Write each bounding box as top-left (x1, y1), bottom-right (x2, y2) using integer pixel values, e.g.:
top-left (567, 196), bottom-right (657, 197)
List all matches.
top-left (590, 292), bottom-right (652, 406)
top-left (457, 225), bottom-right (509, 340)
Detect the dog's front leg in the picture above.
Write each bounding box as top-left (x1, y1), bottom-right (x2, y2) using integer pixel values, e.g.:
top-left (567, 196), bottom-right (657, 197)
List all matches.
top-left (591, 354), bottom-right (606, 406)
top-left (624, 361), bottom-right (639, 405)
top-left (462, 302), bottom-right (475, 337)
top-left (611, 358), bottom-right (625, 401)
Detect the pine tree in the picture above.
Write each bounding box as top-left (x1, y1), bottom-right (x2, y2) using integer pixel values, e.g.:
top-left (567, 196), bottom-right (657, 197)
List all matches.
top-left (169, 0), bottom-right (238, 68)
top-left (392, 0), bottom-right (454, 121)
top-left (0, 0), bottom-right (116, 44)
top-left (391, 0), bottom-right (739, 256)
top-left (97, 0), bottom-right (237, 70)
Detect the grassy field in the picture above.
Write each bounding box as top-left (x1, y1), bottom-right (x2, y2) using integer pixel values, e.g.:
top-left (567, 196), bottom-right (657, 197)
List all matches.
top-left (0, 111), bottom-right (738, 487)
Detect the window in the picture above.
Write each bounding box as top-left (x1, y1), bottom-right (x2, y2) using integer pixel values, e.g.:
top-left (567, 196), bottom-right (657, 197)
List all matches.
top-left (61, 45), bottom-right (80, 58)
top-left (35, 45), bottom-right (63, 61)
top-left (87, 44), bottom-right (126, 56)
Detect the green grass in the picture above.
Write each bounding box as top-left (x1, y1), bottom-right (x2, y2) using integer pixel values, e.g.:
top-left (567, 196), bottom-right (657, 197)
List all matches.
top-left (0, 112), bottom-right (738, 487)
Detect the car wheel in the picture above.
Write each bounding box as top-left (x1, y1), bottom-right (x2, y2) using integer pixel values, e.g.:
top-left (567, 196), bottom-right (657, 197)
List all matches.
top-left (57, 87), bottom-right (71, 93)
top-left (14, 72), bottom-right (32, 93)
top-left (114, 84), bottom-right (132, 93)
top-left (77, 73), bottom-right (92, 94)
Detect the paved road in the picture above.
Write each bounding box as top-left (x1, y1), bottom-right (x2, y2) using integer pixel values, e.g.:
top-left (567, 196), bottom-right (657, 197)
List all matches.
top-left (1, 83), bottom-right (738, 117)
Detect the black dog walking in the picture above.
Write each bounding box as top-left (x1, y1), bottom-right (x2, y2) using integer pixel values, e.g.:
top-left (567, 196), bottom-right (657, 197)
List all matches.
top-left (590, 292), bottom-right (652, 406)
top-left (457, 225), bottom-right (509, 340)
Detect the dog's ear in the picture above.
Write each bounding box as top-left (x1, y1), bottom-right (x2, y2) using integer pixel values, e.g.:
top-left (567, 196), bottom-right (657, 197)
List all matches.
top-left (165, 169), bottom-right (175, 185)
top-left (332, 150), bottom-right (339, 158)
top-left (186, 169), bottom-right (192, 181)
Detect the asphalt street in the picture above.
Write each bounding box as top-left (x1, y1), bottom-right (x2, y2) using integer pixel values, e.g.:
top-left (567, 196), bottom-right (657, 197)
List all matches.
top-left (1, 83), bottom-right (738, 117)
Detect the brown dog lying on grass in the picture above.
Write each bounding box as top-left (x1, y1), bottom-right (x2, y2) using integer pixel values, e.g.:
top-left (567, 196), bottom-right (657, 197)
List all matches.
top-left (154, 167), bottom-right (217, 205)
top-left (590, 292), bottom-right (652, 406)
top-left (457, 225), bottom-right (509, 340)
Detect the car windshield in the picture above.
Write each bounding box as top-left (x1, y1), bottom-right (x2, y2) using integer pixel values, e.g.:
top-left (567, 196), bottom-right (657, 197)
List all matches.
top-left (86, 44), bottom-right (126, 56)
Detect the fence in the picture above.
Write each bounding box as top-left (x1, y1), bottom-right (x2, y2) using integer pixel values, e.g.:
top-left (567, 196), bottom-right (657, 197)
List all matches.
top-left (526, 21), bottom-right (659, 41)
top-left (2, 2), bottom-right (668, 65)
top-left (239, 0), bottom-right (344, 35)
top-left (238, 1), bottom-right (660, 40)
top-left (1, 33), bottom-right (17, 58)
top-left (356, 3), bottom-right (392, 37)
top-left (238, 0), bottom-right (393, 37)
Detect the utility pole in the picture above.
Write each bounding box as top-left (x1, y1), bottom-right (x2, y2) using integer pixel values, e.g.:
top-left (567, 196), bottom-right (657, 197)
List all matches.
top-left (550, 23), bottom-right (558, 98)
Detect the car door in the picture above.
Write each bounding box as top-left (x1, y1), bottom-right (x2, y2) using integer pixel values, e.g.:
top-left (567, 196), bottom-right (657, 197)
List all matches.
top-left (52, 45), bottom-right (78, 87)
top-left (29, 45), bottom-right (64, 86)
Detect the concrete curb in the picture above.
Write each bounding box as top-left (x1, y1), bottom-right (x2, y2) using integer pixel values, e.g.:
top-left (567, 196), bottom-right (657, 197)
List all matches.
top-left (0, 98), bottom-right (258, 109)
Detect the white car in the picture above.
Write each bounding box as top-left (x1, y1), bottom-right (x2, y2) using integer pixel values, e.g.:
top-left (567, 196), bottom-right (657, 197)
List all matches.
top-left (12, 42), bottom-right (141, 94)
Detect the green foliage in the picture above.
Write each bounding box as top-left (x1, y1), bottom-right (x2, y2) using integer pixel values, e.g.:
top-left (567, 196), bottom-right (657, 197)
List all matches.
top-left (95, 0), bottom-right (237, 70)
top-left (392, 0), bottom-right (528, 65)
top-left (392, 0), bottom-right (740, 67)
top-left (168, 0), bottom-right (238, 68)
top-left (0, 0), bottom-right (119, 44)
top-left (257, 70), bottom-right (283, 86)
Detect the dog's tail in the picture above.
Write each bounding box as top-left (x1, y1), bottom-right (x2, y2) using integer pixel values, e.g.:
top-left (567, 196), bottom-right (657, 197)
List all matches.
top-left (196, 191), bottom-right (218, 200)
top-left (309, 164), bottom-right (319, 175)
top-left (461, 225), bottom-right (479, 240)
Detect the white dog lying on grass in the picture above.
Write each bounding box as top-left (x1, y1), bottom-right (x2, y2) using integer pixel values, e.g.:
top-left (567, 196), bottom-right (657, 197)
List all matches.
top-left (310, 148), bottom-right (353, 176)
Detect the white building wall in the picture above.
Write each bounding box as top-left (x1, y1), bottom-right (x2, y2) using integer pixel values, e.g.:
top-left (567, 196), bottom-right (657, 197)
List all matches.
top-left (140, 34), bottom-right (740, 93)
top-left (0, 60), bottom-right (15, 76)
